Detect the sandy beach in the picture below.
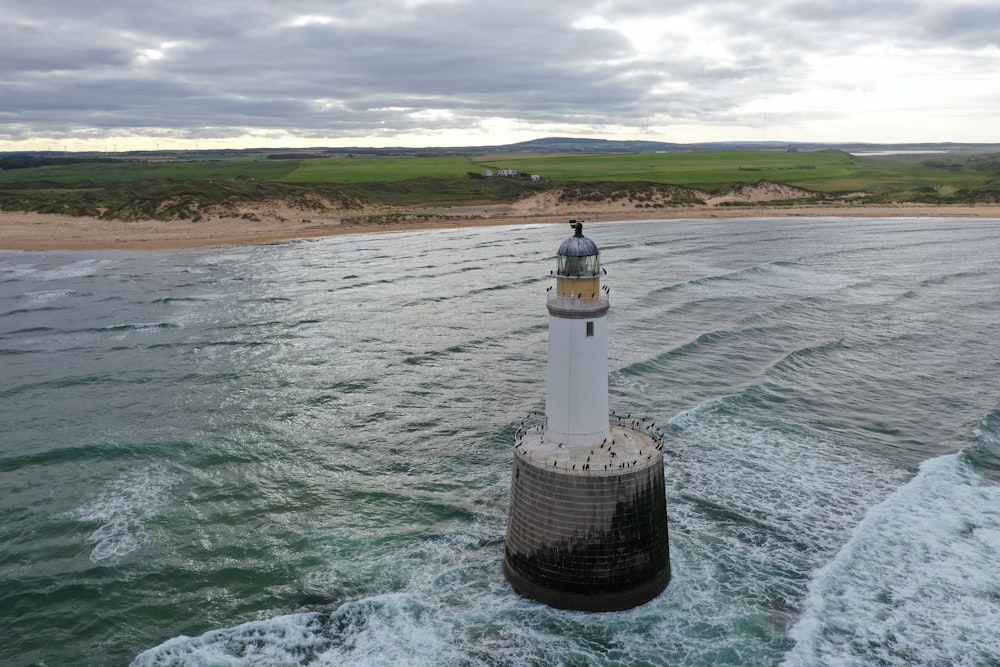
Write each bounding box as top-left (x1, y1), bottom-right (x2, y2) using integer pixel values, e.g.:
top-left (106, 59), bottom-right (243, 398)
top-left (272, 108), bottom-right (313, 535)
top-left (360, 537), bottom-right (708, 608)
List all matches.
top-left (3, 200), bottom-right (1000, 251)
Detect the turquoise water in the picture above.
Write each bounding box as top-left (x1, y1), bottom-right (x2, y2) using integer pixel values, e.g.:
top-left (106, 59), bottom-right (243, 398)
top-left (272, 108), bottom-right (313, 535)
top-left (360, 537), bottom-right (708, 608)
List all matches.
top-left (2, 217), bottom-right (999, 665)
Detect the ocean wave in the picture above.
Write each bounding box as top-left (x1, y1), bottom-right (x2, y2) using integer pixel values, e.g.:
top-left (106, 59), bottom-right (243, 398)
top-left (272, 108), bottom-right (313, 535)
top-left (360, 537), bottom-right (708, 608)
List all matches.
top-left (34, 259), bottom-right (113, 281)
top-left (134, 594), bottom-right (469, 667)
top-left (21, 289), bottom-right (79, 301)
top-left (917, 270), bottom-right (991, 289)
top-left (648, 261), bottom-right (858, 299)
top-left (665, 406), bottom-right (907, 564)
top-left (967, 410), bottom-right (1000, 480)
top-left (0, 306), bottom-right (66, 318)
top-left (1, 325), bottom-right (57, 335)
top-left (150, 296), bottom-right (213, 305)
top-left (130, 529), bottom-right (509, 666)
top-left (98, 322), bottom-right (180, 333)
top-left (783, 454), bottom-right (1000, 667)
top-left (0, 262), bottom-right (40, 281)
top-left (755, 338), bottom-right (850, 378)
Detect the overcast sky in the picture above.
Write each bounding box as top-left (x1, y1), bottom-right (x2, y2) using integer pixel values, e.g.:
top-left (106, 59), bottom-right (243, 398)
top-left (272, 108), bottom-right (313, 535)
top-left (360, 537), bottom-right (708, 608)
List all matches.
top-left (3, 0), bottom-right (998, 150)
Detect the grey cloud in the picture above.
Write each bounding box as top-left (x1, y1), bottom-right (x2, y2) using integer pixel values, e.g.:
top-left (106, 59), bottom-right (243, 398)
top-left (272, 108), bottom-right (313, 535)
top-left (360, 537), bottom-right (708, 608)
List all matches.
top-left (925, 4), bottom-right (1000, 47)
top-left (781, 0), bottom-right (918, 24)
top-left (0, 1), bottom-right (757, 139)
top-left (0, 0), bottom-right (994, 143)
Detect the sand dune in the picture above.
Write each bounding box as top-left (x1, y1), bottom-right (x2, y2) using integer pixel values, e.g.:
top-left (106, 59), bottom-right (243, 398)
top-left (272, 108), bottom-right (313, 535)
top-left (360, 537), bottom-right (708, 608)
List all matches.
top-left (3, 186), bottom-right (999, 251)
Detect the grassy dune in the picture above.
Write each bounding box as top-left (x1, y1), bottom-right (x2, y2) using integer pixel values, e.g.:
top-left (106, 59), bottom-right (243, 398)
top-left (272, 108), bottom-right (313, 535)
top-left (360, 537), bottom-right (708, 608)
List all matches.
top-left (1, 149), bottom-right (998, 221)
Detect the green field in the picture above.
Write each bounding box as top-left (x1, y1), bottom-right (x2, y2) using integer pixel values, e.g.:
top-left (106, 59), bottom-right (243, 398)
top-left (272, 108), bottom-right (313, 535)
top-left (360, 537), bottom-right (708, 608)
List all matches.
top-left (467, 150), bottom-right (1000, 194)
top-left (0, 158), bottom-right (298, 184)
top-left (1, 149), bottom-right (998, 221)
top-left (279, 156), bottom-right (478, 183)
top-left (473, 151), bottom-right (858, 191)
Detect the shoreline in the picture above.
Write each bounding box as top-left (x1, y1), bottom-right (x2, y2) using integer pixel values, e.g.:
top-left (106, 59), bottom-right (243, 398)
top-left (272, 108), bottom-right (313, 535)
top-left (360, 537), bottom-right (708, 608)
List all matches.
top-left (2, 203), bottom-right (999, 251)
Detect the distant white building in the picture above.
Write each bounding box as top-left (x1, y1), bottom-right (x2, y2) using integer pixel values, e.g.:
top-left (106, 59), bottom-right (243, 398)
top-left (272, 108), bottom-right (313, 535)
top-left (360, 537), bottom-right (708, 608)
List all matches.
top-left (497, 168), bottom-right (518, 177)
top-left (530, 174), bottom-right (541, 181)
top-left (483, 169), bottom-right (493, 177)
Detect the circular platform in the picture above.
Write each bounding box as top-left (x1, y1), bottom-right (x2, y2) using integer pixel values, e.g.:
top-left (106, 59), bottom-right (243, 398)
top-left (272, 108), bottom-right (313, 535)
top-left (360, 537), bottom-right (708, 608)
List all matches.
top-left (514, 422), bottom-right (661, 474)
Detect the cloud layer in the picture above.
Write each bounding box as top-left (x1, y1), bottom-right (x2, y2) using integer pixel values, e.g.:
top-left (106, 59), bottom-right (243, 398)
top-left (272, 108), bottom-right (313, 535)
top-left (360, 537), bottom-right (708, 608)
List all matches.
top-left (3, 0), bottom-right (998, 148)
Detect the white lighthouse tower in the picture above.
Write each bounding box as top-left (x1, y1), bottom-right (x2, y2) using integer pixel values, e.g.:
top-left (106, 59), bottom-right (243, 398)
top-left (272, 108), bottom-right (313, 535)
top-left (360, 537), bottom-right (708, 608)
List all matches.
top-left (504, 221), bottom-right (671, 612)
top-left (544, 221), bottom-right (610, 448)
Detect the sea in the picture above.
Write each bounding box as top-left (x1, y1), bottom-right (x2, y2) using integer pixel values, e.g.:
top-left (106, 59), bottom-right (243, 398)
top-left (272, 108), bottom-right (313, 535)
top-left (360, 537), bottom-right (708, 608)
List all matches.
top-left (2, 216), bottom-right (999, 666)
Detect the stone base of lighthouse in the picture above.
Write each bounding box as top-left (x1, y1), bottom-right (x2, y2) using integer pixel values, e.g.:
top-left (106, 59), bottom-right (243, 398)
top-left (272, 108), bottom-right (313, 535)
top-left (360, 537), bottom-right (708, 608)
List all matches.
top-left (504, 423), bottom-right (671, 612)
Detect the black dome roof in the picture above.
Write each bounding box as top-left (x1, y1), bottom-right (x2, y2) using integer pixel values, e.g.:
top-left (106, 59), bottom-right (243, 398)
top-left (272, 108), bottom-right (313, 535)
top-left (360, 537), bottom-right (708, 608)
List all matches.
top-left (557, 221), bottom-right (599, 257)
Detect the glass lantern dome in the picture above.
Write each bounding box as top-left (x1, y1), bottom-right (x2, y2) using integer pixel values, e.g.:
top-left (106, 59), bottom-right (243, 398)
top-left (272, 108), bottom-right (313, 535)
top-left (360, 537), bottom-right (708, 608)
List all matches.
top-left (556, 221), bottom-right (600, 276)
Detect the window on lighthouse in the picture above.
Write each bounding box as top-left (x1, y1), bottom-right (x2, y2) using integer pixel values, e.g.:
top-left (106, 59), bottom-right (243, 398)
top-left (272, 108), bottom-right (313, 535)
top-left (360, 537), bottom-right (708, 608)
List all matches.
top-left (586, 321), bottom-right (594, 337)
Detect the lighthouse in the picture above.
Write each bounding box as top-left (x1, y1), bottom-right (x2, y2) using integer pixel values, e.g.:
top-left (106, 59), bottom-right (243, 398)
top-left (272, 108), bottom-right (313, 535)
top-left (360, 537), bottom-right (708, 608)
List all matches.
top-left (504, 221), bottom-right (671, 612)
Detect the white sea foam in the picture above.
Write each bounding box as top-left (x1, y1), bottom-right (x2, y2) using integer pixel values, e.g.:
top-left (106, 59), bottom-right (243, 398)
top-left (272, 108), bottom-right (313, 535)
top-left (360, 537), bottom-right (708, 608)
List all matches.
top-left (1, 263), bottom-right (39, 282)
top-left (21, 289), bottom-right (78, 301)
top-left (972, 417), bottom-right (999, 448)
top-left (68, 466), bottom-right (179, 564)
top-left (783, 453), bottom-right (1000, 667)
top-left (130, 585), bottom-right (475, 666)
top-left (130, 611), bottom-right (328, 667)
top-left (35, 258), bottom-right (112, 281)
top-left (197, 252), bottom-right (256, 266)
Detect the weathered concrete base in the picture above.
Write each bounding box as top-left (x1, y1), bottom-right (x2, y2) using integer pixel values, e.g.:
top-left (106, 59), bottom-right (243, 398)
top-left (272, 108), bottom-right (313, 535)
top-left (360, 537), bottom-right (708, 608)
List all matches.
top-left (504, 425), bottom-right (671, 612)
top-left (504, 555), bottom-right (670, 612)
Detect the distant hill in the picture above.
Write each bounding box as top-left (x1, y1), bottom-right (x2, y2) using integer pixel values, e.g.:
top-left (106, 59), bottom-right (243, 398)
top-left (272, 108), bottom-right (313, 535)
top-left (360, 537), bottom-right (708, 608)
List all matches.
top-left (488, 137), bottom-right (1000, 155)
top-left (493, 137), bottom-right (686, 153)
top-left (5, 137), bottom-right (999, 161)
top-left (308, 137), bottom-right (1000, 157)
